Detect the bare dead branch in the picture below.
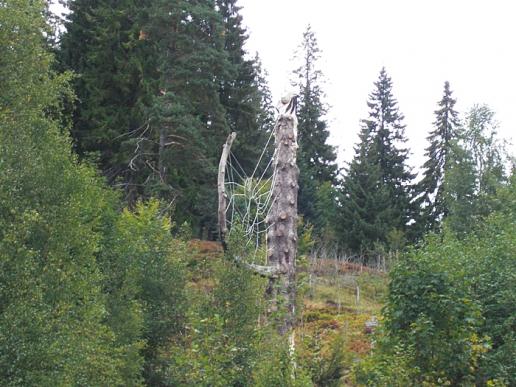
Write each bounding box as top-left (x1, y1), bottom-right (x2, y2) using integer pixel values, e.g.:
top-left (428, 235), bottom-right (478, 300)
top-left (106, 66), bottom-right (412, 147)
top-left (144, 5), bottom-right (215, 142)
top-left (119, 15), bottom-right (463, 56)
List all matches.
top-left (232, 255), bottom-right (284, 279)
top-left (218, 132), bottom-right (237, 243)
top-left (114, 121), bottom-right (150, 140)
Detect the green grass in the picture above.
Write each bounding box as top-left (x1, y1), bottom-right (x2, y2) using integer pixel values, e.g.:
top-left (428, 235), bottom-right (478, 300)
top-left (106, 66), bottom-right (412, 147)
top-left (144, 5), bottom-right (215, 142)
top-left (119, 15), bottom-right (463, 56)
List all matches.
top-left (298, 264), bottom-right (388, 385)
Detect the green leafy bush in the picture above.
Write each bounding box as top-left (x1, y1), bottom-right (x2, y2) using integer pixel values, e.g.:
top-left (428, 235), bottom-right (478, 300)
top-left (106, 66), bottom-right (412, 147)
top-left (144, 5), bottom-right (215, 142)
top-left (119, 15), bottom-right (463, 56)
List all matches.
top-left (0, 1), bottom-right (125, 383)
top-left (163, 227), bottom-right (267, 386)
top-left (300, 329), bottom-right (351, 387)
top-left (99, 200), bottom-right (188, 385)
top-left (354, 181), bottom-right (516, 385)
top-left (252, 333), bottom-right (313, 387)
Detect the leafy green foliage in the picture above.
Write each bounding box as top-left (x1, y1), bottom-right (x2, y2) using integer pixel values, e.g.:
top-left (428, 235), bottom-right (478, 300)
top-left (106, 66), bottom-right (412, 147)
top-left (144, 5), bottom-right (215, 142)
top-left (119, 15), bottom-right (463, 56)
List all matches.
top-left (355, 181), bottom-right (516, 384)
top-left (252, 334), bottom-right (313, 387)
top-left (442, 140), bottom-right (477, 236)
top-left (99, 200), bottom-right (187, 385)
top-left (353, 342), bottom-right (416, 386)
top-left (0, 1), bottom-right (123, 383)
top-left (210, 262), bottom-right (265, 384)
top-left (164, 227), bottom-right (267, 386)
top-left (1, 4), bottom-right (191, 384)
top-left (463, 105), bottom-right (509, 195)
top-left (443, 105), bottom-right (511, 237)
top-left (384, 246), bottom-right (484, 384)
top-left (301, 329), bottom-right (349, 386)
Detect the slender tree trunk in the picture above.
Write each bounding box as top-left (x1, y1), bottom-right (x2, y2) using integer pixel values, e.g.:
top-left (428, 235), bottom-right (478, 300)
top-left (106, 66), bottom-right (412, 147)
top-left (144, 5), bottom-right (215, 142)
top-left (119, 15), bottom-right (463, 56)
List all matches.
top-left (158, 127), bottom-right (166, 182)
top-left (218, 132), bottom-right (237, 245)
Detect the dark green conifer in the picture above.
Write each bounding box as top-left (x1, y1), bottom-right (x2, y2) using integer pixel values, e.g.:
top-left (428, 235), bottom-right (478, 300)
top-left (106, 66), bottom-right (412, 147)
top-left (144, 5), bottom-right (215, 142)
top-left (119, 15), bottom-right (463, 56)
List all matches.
top-left (293, 25), bottom-right (339, 232)
top-left (338, 126), bottom-right (393, 252)
top-left (339, 68), bottom-right (414, 252)
top-left (59, 0), bottom-right (157, 202)
top-left (416, 81), bottom-right (460, 233)
top-left (216, 0), bottom-right (271, 172)
top-left (60, 0), bottom-right (273, 236)
top-left (136, 0), bottom-right (230, 235)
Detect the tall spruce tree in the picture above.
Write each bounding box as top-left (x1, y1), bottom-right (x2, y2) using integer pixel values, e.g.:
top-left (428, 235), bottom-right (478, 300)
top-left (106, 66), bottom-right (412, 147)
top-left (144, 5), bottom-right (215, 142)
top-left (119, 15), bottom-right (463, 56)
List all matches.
top-left (338, 127), bottom-right (393, 252)
top-left (416, 81), bottom-right (460, 233)
top-left (60, 0), bottom-right (272, 236)
top-left (59, 0), bottom-right (157, 202)
top-left (135, 0), bottom-right (231, 236)
top-left (339, 68), bottom-right (414, 252)
top-left (216, 0), bottom-right (271, 172)
top-left (293, 25), bottom-right (338, 233)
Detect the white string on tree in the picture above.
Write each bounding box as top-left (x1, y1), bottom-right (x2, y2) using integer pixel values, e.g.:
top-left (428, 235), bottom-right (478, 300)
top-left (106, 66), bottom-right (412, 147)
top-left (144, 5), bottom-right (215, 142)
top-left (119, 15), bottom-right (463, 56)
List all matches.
top-left (222, 128), bottom-right (278, 263)
top-left (218, 93), bottom-right (300, 345)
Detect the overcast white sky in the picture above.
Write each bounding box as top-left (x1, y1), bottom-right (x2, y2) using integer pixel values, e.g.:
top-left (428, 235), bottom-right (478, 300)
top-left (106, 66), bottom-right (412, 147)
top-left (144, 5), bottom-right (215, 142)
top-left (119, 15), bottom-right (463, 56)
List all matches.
top-left (239, 0), bottom-right (516, 173)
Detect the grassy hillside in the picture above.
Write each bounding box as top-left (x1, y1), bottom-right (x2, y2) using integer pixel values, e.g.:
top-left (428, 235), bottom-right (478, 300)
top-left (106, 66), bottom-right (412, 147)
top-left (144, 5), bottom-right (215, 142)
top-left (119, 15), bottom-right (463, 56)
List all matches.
top-left (298, 259), bottom-right (387, 386)
top-left (186, 242), bottom-right (387, 386)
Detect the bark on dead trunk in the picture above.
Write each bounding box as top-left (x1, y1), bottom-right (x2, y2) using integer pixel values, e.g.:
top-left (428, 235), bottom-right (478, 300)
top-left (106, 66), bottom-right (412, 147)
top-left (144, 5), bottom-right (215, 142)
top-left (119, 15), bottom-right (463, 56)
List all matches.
top-left (266, 114), bottom-right (299, 335)
top-left (217, 96), bottom-right (299, 339)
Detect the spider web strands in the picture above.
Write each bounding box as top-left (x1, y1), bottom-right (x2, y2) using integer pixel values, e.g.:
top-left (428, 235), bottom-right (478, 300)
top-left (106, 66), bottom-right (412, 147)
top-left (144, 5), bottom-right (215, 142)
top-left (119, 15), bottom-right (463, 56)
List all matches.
top-left (228, 153), bottom-right (246, 183)
top-left (226, 159), bottom-right (236, 230)
top-left (222, 131), bottom-right (279, 262)
top-left (249, 127), bottom-right (275, 180)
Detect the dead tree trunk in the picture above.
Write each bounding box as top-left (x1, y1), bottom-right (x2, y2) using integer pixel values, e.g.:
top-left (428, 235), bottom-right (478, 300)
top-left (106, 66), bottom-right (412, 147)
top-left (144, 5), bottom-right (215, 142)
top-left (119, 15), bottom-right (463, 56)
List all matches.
top-left (217, 95), bottom-right (299, 339)
top-left (266, 113), bottom-right (299, 336)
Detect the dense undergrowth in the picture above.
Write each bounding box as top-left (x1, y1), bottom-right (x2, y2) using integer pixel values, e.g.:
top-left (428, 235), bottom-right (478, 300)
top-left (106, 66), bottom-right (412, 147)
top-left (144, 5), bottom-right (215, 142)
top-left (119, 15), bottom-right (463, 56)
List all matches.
top-left (182, 241), bottom-right (387, 387)
top-left (354, 181), bottom-right (516, 386)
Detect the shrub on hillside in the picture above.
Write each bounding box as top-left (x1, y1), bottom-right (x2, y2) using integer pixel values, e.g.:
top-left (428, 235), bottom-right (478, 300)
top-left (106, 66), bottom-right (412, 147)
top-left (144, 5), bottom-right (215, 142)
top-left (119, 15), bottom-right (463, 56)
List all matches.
top-left (354, 182), bottom-right (516, 385)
